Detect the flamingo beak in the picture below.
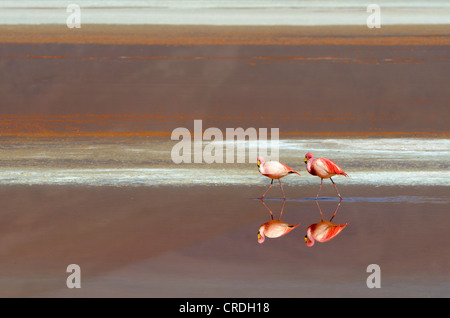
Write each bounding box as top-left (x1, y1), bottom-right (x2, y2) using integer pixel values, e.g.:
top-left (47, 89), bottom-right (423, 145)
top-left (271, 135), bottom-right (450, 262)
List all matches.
top-left (257, 232), bottom-right (265, 244)
top-left (304, 158), bottom-right (308, 164)
top-left (304, 235), bottom-right (308, 243)
top-left (257, 160), bottom-right (260, 167)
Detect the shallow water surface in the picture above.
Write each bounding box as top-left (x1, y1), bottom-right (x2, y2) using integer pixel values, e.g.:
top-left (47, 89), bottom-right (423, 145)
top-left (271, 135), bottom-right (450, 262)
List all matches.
top-left (0, 184), bottom-right (448, 297)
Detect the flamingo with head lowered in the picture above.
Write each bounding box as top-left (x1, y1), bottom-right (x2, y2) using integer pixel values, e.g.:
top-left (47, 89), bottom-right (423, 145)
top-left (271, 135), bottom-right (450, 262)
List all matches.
top-left (304, 152), bottom-right (348, 201)
top-left (305, 201), bottom-right (348, 247)
top-left (257, 200), bottom-right (301, 244)
top-left (257, 156), bottom-right (301, 200)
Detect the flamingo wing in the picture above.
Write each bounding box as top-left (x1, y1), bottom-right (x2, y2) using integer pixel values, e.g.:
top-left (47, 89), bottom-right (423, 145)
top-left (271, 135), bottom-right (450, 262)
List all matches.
top-left (318, 158), bottom-right (348, 177)
top-left (262, 161), bottom-right (291, 178)
top-left (316, 222), bottom-right (348, 242)
top-left (279, 162), bottom-right (301, 176)
top-left (264, 220), bottom-right (300, 238)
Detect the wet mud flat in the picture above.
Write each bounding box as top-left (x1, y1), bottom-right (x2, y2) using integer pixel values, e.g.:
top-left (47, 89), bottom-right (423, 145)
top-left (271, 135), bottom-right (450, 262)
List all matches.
top-left (0, 184), bottom-right (448, 297)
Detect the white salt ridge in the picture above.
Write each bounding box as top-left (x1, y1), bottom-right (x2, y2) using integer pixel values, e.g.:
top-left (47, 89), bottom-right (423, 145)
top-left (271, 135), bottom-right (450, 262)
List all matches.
top-left (278, 138), bottom-right (450, 158)
top-left (0, 168), bottom-right (448, 186)
top-left (0, 0), bottom-right (448, 25)
top-left (0, 138), bottom-right (448, 186)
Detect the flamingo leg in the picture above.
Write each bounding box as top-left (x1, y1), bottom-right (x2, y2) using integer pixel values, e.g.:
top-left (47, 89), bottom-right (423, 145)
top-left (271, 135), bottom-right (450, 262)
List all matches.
top-left (261, 179), bottom-right (274, 200)
top-left (278, 179), bottom-right (286, 199)
top-left (315, 200), bottom-right (324, 221)
top-left (261, 200), bottom-right (274, 220)
top-left (316, 178), bottom-right (323, 200)
top-left (330, 178), bottom-right (343, 201)
top-left (329, 201), bottom-right (341, 222)
top-left (279, 198), bottom-right (286, 220)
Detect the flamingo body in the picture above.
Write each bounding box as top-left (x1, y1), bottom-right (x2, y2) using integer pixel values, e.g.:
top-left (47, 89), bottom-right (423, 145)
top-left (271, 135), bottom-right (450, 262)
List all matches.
top-left (305, 221), bottom-right (348, 247)
top-left (307, 157), bottom-right (347, 179)
top-left (259, 159), bottom-right (300, 179)
top-left (258, 220), bottom-right (300, 244)
top-left (305, 154), bottom-right (347, 179)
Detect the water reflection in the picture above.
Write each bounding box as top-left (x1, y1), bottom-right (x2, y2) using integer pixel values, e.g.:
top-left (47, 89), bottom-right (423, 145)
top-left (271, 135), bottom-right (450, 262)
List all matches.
top-left (257, 199), bottom-right (301, 243)
top-left (304, 200), bottom-right (348, 247)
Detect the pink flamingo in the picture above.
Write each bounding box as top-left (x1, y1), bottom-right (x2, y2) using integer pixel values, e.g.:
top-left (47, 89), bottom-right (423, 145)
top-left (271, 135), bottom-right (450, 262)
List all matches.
top-left (257, 156), bottom-right (300, 200)
top-left (304, 152), bottom-right (348, 201)
top-left (305, 201), bottom-right (348, 247)
top-left (258, 200), bottom-right (300, 244)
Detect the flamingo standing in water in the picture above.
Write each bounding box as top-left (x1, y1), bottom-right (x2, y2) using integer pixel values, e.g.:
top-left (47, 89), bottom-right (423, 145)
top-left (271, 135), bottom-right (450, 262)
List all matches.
top-left (304, 152), bottom-right (347, 201)
top-left (304, 201), bottom-right (348, 247)
top-left (257, 200), bottom-right (301, 243)
top-left (257, 156), bottom-right (301, 200)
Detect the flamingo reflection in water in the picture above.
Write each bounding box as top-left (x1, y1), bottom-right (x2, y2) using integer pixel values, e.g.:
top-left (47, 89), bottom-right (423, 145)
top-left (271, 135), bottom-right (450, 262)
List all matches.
top-left (257, 200), bottom-right (301, 244)
top-left (305, 200), bottom-right (348, 247)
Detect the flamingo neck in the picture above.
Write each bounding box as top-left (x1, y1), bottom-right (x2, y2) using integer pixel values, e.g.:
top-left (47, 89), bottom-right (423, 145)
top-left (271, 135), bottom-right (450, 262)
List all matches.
top-left (257, 227), bottom-right (266, 243)
top-left (306, 157), bottom-right (314, 174)
top-left (305, 227), bottom-right (315, 247)
top-left (258, 163), bottom-right (265, 174)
